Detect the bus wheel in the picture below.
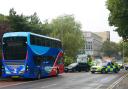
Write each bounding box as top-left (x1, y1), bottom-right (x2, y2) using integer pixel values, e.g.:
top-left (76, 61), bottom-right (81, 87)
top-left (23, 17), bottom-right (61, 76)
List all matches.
top-left (37, 73), bottom-right (41, 80)
top-left (91, 71), bottom-right (95, 74)
top-left (56, 69), bottom-right (59, 76)
top-left (114, 69), bottom-right (118, 73)
top-left (101, 69), bottom-right (106, 74)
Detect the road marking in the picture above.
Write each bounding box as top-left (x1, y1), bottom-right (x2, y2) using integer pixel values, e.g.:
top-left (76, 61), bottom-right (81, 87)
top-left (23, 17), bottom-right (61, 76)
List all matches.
top-left (0, 82), bottom-right (31, 89)
top-left (107, 73), bottom-right (128, 89)
top-left (41, 84), bottom-right (57, 88)
top-left (95, 84), bottom-right (102, 89)
top-left (0, 76), bottom-right (58, 89)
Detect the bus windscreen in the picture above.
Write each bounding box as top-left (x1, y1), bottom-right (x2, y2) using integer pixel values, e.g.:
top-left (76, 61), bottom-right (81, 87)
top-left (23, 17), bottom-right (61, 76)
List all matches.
top-left (3, 37), bottom-right (27, 60)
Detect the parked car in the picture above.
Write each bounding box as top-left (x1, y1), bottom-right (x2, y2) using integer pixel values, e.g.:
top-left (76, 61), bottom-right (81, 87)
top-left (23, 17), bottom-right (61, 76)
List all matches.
top-left (64, 62), bottom-right (90, 72)
top-left (124, 64), bottom-right (128, 70)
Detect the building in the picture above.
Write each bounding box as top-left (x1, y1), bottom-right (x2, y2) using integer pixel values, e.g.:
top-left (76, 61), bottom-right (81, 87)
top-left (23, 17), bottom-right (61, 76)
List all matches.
top-left (83, 32), bottom-right (103, 57)
top-left (95, 31), bottom-right (110, 42)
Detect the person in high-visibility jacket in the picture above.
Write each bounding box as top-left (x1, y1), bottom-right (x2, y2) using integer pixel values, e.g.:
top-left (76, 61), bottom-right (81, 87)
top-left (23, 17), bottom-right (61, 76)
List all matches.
top-left (87, 55), bottom-right (94, 68)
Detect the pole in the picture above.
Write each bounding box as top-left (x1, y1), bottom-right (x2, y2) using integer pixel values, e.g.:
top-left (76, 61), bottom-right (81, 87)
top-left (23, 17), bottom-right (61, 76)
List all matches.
top-left (123, 41), bottom-right (124, 67)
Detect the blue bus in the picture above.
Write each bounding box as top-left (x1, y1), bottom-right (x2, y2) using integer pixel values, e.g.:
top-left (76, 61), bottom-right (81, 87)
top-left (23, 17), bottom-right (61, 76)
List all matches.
top-left (2, 32), bottom-right (64, 79)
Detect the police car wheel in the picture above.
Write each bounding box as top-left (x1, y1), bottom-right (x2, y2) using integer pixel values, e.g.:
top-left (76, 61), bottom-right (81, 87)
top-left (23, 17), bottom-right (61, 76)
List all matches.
top-left (114, 69), bottom-right (118, 73)
top-left (101, 69), bottom-right (106, 74)
top-left (85, 68), bottom-right (90, 72)
top-left (91, 71), bottom-right (95, 74)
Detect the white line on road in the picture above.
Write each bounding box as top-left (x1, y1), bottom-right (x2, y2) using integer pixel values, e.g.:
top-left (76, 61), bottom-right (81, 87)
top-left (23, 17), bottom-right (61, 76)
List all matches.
top-left (107, 73), bottom-right (128, 89)
top-left (0, 76), bottom-right (57, 89)
top-left (41, 84), bottom-right (57, 89)
top-left (95, 84), bottom-right (102, 89)
top-left (0, 82), bottom-right (30, 89)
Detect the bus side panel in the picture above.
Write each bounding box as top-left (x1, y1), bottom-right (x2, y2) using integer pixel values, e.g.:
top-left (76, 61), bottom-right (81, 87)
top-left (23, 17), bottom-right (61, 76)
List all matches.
top-left (29, 45), bottom-right (64, 77)
top-left (26, 46), bottom-right (41, 78)
top-left (50, 51), bottom-right (64, 76)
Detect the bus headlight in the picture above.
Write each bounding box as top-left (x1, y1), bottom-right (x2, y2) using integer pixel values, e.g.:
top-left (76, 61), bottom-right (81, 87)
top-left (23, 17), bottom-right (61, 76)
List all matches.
top-left (25, 66), bottom-right (29, 71)
top-left (19, 66), bottom-right (25, 74)
top-left (19, 70), bottom-right (25, 74)
top-left (5, 67), bottom-right (11, 74)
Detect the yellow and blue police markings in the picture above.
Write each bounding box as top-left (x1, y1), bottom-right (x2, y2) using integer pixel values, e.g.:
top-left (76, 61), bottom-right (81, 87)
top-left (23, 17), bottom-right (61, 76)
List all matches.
top-left (91, 62), bottom-right (120, 74)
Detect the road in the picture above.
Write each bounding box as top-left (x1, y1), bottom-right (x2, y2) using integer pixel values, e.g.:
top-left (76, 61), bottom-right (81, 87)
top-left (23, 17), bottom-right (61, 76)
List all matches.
top-left (0, 70), bottom-right (127, 89)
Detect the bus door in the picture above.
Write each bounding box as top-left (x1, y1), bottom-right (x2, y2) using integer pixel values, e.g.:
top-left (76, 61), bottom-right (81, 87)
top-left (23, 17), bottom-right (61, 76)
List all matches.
top-left (41, 56), bottom-right (52, 76)
top-left (34, 56), bottom-right (44, 76)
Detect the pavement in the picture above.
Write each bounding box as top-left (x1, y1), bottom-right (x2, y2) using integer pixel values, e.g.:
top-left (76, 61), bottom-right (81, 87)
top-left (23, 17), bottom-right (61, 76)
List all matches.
top-left (0, 70), bottom-right (127, 89)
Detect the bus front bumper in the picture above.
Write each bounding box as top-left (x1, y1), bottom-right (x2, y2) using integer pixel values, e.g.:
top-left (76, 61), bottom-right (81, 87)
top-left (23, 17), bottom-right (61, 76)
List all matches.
top-left (2, 72), bottom-right (34, 79)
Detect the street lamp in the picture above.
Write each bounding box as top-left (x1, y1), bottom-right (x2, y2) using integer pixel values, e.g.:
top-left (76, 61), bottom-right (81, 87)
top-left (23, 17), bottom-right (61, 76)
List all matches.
top-left (123, 41), bottom-right (124, 65)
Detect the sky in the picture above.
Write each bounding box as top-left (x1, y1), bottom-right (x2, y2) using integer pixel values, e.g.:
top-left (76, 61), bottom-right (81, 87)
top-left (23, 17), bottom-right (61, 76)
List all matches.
top-left (0, 0), bottom-right (121, 42)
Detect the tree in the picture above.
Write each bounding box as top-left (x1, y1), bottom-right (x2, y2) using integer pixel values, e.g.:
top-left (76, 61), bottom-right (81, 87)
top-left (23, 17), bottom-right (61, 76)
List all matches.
top-left (41, 20), bottom-right (52, 35)
top-left (50, 15), bottom-right (85, 59)
top-left (106, 0), bottom-right (128, 41)
top-left (28, 12), bottom-right (43, 33)
top-left (8, 8), bottom-right (43, 33)
top-left (101, 41), bottom-right (119, 57)
top-left (0, 14), bottom-right (8, 23)
top-left (8, 8), bottom-right (30, 32)
top-left (118, 41), bottom-right (128, 57)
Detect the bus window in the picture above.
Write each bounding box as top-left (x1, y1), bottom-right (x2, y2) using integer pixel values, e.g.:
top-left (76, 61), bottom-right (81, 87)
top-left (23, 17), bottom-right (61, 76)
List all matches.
top-left (41, 38), bottom-right (45, 46)
top-left (48, 56), bottom-right (55, 65)
top-left (30, 35), bottom-right (36, 45)
top-left (3, 37), bottom-right (27, 60)
top-left (57, 57), bottom-right (63, 65)
top-left (33, 56), bottom-right (42, 66)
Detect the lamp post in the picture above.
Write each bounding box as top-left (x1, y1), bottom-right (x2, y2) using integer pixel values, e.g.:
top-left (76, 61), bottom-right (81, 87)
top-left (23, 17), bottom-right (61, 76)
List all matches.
top-left (123, 41), bottom-right (124, 65)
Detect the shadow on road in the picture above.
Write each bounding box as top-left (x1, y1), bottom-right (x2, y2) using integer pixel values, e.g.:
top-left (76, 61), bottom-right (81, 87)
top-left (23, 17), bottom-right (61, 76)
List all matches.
top-left (0, 74), bottom-right (64, 82)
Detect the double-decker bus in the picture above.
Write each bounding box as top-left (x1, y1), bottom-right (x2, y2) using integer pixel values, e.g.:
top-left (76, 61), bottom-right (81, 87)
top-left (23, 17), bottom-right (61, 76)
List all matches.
top-left (2, 32), bottom-right (64, 79)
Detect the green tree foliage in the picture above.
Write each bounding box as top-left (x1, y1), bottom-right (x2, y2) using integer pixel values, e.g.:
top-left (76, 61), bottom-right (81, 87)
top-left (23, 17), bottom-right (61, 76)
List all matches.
top-left (0, 14), bottom-right (8, 23)
top-left (101, 41), bottom-right (119, 57)
top-left (8, 8), bottom-right (30, 32)
top-left (28, 12), bottom-right (43, 33)
top-left (64, 56), bottom-right (74, 66)
top-left (41, 20), bottom-right (52, 35)
top-left (118, 41), bottom-right (128, 57)
top-left (8, 8), bottom-right (43, 33)
top-left (50, 15), bottom-right (85, 59)
top-left (106, 0), bottom-right (128, 41)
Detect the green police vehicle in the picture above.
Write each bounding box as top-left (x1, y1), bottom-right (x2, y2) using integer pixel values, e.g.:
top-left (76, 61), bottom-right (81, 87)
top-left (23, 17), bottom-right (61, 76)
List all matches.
top-left (91, 61), bottom-right (120, 74)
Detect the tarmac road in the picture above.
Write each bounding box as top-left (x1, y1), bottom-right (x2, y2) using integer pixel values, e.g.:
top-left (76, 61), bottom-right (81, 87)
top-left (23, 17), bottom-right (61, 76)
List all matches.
top-left (0, 70), bottom-right (127, 89)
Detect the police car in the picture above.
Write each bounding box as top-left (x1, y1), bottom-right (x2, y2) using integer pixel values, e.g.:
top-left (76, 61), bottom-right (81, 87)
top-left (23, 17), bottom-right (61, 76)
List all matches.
top-left (91, 61), bottom-right (120, 74)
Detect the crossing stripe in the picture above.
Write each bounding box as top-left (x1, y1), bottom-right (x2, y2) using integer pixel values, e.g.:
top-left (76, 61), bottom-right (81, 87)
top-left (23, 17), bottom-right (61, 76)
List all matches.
top-left (107, 73), bottom-right (128, 89)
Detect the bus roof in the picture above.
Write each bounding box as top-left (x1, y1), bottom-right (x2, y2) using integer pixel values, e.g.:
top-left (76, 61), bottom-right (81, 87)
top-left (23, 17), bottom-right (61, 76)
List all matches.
top-left (3, 32), bottom-right (61, 41)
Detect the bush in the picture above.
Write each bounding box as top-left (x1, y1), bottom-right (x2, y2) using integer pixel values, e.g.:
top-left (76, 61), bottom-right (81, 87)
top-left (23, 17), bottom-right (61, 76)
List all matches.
top-left (124, 57), bottom-right (128, 64)
top-left (64, 56), bottom-right (74, 66)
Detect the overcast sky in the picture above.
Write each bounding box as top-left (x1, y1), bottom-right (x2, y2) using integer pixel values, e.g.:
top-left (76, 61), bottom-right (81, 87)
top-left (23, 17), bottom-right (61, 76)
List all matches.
top-left (0, 0), bottom-right (121, 42)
